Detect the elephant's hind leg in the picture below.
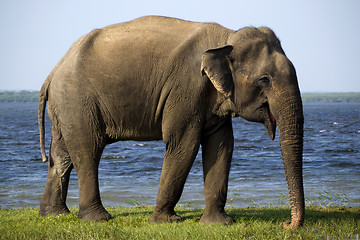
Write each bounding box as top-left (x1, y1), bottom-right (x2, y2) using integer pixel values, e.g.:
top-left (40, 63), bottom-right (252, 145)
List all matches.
top-left (62, 118), bottom-right (111, 221)
top-left (40, 130), bottom-right (73, 217)
top-left (74, 151), bottom-right (112, 221)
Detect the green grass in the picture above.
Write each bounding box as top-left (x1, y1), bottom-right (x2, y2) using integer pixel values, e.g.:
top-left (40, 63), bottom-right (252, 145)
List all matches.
top-left (0, 206), bottom-right (359, 239)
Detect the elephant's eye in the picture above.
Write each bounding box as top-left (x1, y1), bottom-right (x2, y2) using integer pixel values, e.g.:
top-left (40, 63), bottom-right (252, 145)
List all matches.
top-left (258, 76), bottom-right (271, 87)
top-left (259, 76), bottom-right (270, 82)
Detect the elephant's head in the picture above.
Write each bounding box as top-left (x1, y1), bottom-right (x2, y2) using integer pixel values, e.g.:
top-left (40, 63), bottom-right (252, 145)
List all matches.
top-left (201, 27), bottom-right (304, 229)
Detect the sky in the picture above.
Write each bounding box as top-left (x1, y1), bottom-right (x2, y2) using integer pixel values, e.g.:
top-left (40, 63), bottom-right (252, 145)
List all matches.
top-left (0, 0), bottom-right (359, 92)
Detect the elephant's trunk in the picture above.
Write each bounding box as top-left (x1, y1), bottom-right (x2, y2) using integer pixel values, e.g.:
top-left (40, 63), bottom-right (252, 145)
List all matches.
top-left (273, 85), bottom-right (305, 229)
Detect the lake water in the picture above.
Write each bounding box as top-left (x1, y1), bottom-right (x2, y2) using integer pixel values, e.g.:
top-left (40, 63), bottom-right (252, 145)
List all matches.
top-left (0, 102), bottom-right (359, 209)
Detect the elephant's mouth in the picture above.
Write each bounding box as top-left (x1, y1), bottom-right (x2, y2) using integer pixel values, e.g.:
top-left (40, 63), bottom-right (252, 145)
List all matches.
top-left (263, 103), bottom-right (277, 140)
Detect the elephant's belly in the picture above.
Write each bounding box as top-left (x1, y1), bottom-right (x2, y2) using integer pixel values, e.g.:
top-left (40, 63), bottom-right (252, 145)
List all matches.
top-left (105, 120), bottom-right (163, 142)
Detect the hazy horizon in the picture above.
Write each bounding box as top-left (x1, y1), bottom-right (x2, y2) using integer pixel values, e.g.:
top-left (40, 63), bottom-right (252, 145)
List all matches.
top-left (1, 90), bottom-right (359, 94)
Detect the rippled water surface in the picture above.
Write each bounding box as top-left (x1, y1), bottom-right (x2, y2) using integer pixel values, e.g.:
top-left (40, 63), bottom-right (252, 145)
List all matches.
top-left (0, 102), bottom-right (359, 209)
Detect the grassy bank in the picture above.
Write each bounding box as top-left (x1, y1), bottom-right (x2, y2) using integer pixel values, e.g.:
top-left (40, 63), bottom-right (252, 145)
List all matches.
top-left (301, 92), bottom-right (360, 103)
top-left (0, 91), bottom-right (39, 103)
top-left (0, 206), bottom-right (358, 239)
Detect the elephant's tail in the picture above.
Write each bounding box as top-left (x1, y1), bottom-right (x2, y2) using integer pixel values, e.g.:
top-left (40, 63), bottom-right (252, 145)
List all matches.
top-left (38, 77), bottom-right (50, 163)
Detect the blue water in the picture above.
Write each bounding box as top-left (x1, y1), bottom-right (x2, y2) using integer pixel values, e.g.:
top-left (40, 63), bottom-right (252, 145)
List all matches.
top-left (0, 102), bottom-right (359, 209)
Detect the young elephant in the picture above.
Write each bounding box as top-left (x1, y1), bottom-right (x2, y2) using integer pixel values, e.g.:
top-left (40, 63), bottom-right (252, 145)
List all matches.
top-left (39, 16), bottom-right (304, 229)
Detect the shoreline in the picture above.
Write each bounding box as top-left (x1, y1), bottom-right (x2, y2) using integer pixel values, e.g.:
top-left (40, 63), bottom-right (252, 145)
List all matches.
top-left (1, 91), bottom-right (360, 103)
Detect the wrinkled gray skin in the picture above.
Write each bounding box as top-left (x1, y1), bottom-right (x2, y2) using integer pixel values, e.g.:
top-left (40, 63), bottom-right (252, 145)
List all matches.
top-left (39, 16), bottom-right (304, 229)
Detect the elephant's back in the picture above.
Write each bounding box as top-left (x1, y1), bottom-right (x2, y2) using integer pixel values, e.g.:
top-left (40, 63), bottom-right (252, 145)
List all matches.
top-left (90, 16), bottom-right (230, 58)
top-left (102, 16), bottom-right (213, 43)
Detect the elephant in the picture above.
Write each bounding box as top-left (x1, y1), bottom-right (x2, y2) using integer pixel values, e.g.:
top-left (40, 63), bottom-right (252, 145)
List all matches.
top-left (38, 16), bottom-right (304, 229)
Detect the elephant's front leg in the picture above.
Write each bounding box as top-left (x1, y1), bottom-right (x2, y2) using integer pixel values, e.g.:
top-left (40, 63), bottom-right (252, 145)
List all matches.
top-left (149, 129), bottom-right (201, 223)
top-left (200, 119), bottom-right (234, 224)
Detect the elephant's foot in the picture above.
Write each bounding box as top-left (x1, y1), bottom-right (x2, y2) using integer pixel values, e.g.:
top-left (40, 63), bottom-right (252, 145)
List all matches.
top-left (78, 205), bottom-right (112, 221)
top-left (149, 209), bottom-right (182, 223)
top-left (199, 210), bottom-right (234, 225)
top-left (39, 205), bottom-right (71, 217)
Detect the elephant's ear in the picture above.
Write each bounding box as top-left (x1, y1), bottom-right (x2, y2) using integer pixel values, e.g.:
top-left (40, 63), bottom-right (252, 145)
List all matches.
top-left (201, 45), bottom-right (234, 99)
